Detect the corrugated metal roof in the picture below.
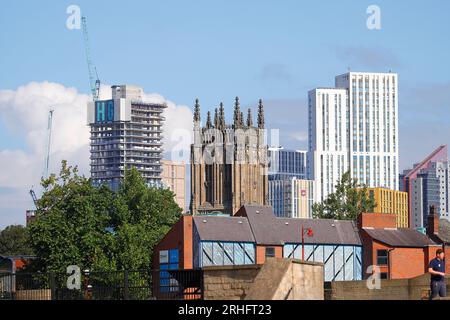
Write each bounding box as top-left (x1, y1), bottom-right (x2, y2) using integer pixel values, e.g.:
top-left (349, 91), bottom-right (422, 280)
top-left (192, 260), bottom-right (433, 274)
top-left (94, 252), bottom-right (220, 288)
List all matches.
top-left (364, 228), bottom-right (438, 247)
top-left (193, 216), bottom-right (255, 243)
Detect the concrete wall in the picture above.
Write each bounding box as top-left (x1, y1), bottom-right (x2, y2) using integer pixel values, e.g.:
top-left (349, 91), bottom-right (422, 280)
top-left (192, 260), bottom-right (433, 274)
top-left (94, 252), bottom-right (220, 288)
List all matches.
top-left (245, 258), bottom-right (324, 300)
top-left (326, 274), bottom-right (450, 300)
top-left (203, 258), bottom-right (324, 300)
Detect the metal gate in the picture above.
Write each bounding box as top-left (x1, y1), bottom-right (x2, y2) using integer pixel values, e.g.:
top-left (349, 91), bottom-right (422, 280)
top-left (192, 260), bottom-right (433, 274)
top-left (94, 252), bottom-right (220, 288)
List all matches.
top-left (0, 269), bottom-right (203, 300)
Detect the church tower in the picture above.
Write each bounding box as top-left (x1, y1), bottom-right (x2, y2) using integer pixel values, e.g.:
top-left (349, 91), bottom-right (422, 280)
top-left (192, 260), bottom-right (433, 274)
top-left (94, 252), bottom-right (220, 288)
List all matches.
top-left (190, 98), bottom-right (268, 215)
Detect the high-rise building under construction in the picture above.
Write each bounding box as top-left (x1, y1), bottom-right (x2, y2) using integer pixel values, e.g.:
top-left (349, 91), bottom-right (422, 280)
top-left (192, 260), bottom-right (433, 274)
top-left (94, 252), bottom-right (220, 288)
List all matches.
top-left (87, 85), bottom-right (166, 191)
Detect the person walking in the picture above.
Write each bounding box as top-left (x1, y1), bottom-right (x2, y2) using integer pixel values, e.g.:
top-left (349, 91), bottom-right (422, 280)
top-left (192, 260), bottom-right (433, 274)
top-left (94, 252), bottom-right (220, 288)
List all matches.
top-left (429, 249), bottom-right (446, 300)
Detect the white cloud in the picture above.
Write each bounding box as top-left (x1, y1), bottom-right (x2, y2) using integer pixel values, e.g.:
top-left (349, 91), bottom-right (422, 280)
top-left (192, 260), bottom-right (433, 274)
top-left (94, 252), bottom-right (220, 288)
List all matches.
top-left (0, 82), bottom-right (192, 228)
top-left (289, 131), bottom-right (307, 143)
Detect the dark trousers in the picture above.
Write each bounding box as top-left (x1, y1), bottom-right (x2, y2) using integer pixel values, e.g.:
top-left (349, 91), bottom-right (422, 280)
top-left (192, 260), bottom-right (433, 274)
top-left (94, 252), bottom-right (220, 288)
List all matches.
top-left (430, 280), bottom-right (447, 299)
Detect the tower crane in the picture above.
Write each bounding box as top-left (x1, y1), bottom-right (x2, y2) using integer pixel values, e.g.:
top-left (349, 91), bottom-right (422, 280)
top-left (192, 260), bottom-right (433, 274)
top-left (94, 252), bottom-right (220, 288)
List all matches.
top-left (81, 16), bottom-right (101, 102)
top-left (29, 109), bottom-right (54, 210)
top-left (43, 109), bottom-right (54, 179)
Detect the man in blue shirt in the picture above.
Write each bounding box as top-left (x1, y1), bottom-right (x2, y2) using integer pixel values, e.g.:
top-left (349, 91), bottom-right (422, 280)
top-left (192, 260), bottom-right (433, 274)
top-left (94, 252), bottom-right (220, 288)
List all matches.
top-left (428, 249), bottom-right (446, 300)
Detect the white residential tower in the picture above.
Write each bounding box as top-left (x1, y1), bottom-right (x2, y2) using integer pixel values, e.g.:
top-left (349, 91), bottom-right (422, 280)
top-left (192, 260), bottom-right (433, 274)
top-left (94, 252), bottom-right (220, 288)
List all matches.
top-left (308, 72), bottom-right (399, 202)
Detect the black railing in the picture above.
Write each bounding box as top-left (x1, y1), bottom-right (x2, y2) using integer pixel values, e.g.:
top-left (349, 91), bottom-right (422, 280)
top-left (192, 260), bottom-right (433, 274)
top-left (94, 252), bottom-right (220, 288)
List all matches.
top-left (0, 269), bottom-right (203, 301)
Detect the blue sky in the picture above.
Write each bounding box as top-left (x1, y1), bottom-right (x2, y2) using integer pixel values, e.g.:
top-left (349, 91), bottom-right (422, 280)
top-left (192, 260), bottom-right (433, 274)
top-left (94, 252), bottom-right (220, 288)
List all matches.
top-left (2, 1), bottom-right (450, 146)
top-left (0, 0), bottom-right (450, 227)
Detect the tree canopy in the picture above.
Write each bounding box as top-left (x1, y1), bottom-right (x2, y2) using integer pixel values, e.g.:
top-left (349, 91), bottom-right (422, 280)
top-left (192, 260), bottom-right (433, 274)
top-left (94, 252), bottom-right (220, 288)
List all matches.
top-left (312, 171), bottom-right (376, 220)
top-left (27, 160), bottom-right (182, 272)
top-left (0, 225), bottom-right (34, 256)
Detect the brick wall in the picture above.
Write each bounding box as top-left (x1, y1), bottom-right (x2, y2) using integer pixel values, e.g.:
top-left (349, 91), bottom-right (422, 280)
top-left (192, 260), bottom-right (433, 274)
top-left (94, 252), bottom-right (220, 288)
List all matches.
top-left (358, 213), bottom-right (397, 229)
top-left (390, 247), bottom-right (428, 279)
top-left (255, 245), bottom-right (283, 264)
top-left (152, 215), bottom-right (192, 269)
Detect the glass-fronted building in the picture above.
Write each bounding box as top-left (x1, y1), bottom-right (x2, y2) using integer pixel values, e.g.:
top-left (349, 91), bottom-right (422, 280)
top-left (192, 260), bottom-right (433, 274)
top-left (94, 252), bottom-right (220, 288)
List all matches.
top-left (268, 147), bottom-right (307, 181)
top-left (284, 244), bottom-right (362, 281)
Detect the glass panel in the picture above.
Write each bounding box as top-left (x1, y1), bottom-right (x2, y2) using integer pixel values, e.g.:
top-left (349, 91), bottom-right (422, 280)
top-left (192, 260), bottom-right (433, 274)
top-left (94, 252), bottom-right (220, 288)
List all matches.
top-left (213, 242), bottom-right (224, 265)
top-left (283, 245), bottom-right (293, 258)
top-left (159, 250), bottom-right (169, 264)
top-left (202, 242), bottom-right (213, 267)
top-left (314, 245), bottom-right (324, 263)
top-left (344, 246), bottom-right (354, 281)
top-left (293, 245), bottom-right (302, 260)
top-left (334, 246), bottom-right (344, 281)
top-left (169, 263), bottom-right (178, 270)
top-left (169, 249), bottom-right (179, 263)
top-left (304, 245), bottom-right (314, 261)
top-left (234, 243), bottom-right (244, 265)
top-left (224, 243), bottom-right (233, 265)
top-left (323, 245), bottom-right (334, 282)
top-left (354, 247), bottom-right (363, 280)
top-left (244, 243), bottom-right (255, 264)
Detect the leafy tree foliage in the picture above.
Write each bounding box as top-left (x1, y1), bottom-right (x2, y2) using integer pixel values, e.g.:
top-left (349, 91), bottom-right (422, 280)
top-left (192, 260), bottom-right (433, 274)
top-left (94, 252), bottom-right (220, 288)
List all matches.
top-left (27, 160), bottom-right (182, 272)
top-left (0, 225), bottom-right (34, 256)
top-left (312, 171), bottom-right (376, 220)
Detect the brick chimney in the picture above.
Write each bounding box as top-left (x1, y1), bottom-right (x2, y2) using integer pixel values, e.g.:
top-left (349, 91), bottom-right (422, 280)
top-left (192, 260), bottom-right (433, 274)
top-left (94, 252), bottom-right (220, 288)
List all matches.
top-left (357, 212), bottom-right (397, 229)
top-left (426, 205), bottom-right (439, 237)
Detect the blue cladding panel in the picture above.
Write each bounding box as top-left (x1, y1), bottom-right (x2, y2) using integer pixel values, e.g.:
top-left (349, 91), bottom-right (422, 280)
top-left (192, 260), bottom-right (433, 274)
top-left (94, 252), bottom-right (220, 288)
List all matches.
top-left (95, 100), bottom-right (114, 123)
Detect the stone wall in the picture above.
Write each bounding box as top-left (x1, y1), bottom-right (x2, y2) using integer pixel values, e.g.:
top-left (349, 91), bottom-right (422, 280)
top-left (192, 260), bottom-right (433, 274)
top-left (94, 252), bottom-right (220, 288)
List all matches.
top-left (203, 258), bottom-right (324, 300)
top-left (203, 265), bottom-right (261, 300)
top-left (326, 274), bottom-right (450, 300)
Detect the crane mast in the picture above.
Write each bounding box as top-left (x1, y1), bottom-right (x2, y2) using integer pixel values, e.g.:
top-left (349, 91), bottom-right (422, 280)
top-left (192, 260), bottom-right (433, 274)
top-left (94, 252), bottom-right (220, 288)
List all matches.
top-left (81, 16), bottom-right (100, 102)
top-left (43, 109), bottom-right (54, 179)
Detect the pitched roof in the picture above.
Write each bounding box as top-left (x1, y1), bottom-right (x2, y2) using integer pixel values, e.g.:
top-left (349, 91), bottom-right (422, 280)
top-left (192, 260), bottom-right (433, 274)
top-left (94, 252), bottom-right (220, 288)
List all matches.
top-left (236, 205), bottom-right (285, 245)
top-left (278, 218), bottom-right (362, 246)
top-left (193, 216), bottom-right (255, 243)
top-left (364, 228), bottom-right (438, 247)
top-left (236, 205), bottom-right (362, 246)
top-left (438, 219), bottom-right (450, 243)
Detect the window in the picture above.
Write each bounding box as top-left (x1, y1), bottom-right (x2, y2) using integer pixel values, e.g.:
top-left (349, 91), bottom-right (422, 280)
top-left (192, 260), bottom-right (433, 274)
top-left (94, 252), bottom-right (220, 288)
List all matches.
top-left (380, 272), bottom-right (388, 280)
top-left (200, 242), bottom-right (255, 266)
top-left (377, 249), bottom-right (388, 265)
top-left (265, 247), bottom-right (276, 258)
top-left (159, 249), bottom-right (180, 293)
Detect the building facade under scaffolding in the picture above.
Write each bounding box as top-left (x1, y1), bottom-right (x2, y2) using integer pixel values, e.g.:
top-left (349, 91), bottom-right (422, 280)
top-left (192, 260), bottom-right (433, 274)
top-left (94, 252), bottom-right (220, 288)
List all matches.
top-left (87, 85), bottom-right (166, 191)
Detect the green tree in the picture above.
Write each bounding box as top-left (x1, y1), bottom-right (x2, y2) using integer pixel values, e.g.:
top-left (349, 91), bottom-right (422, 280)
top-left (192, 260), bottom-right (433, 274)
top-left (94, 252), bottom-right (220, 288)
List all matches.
top-left (0, 225), bottom-right (34, 256)
top-left (27, 160), bottom-right (182, 272)
top-left (111, 168), bottom-right (182, 270)
top-left (312, 171), bottom-right (376, 220)
top-left (27, 161), bottom-right (115, 272)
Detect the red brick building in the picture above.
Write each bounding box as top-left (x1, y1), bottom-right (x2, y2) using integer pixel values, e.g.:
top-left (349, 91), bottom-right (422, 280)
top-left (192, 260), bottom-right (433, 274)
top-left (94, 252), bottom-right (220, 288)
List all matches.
top-left (358, 213), bottom-right (440, 280)
top-left (154, 205), bottom-right (364, 282)
top-left (154, 205), bottom-right (446, 283)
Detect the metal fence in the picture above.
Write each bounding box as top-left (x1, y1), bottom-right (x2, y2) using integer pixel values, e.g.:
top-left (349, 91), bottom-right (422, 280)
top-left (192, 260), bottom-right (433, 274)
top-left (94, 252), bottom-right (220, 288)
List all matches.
top-left (0, 269), bottom-right (203, 300)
